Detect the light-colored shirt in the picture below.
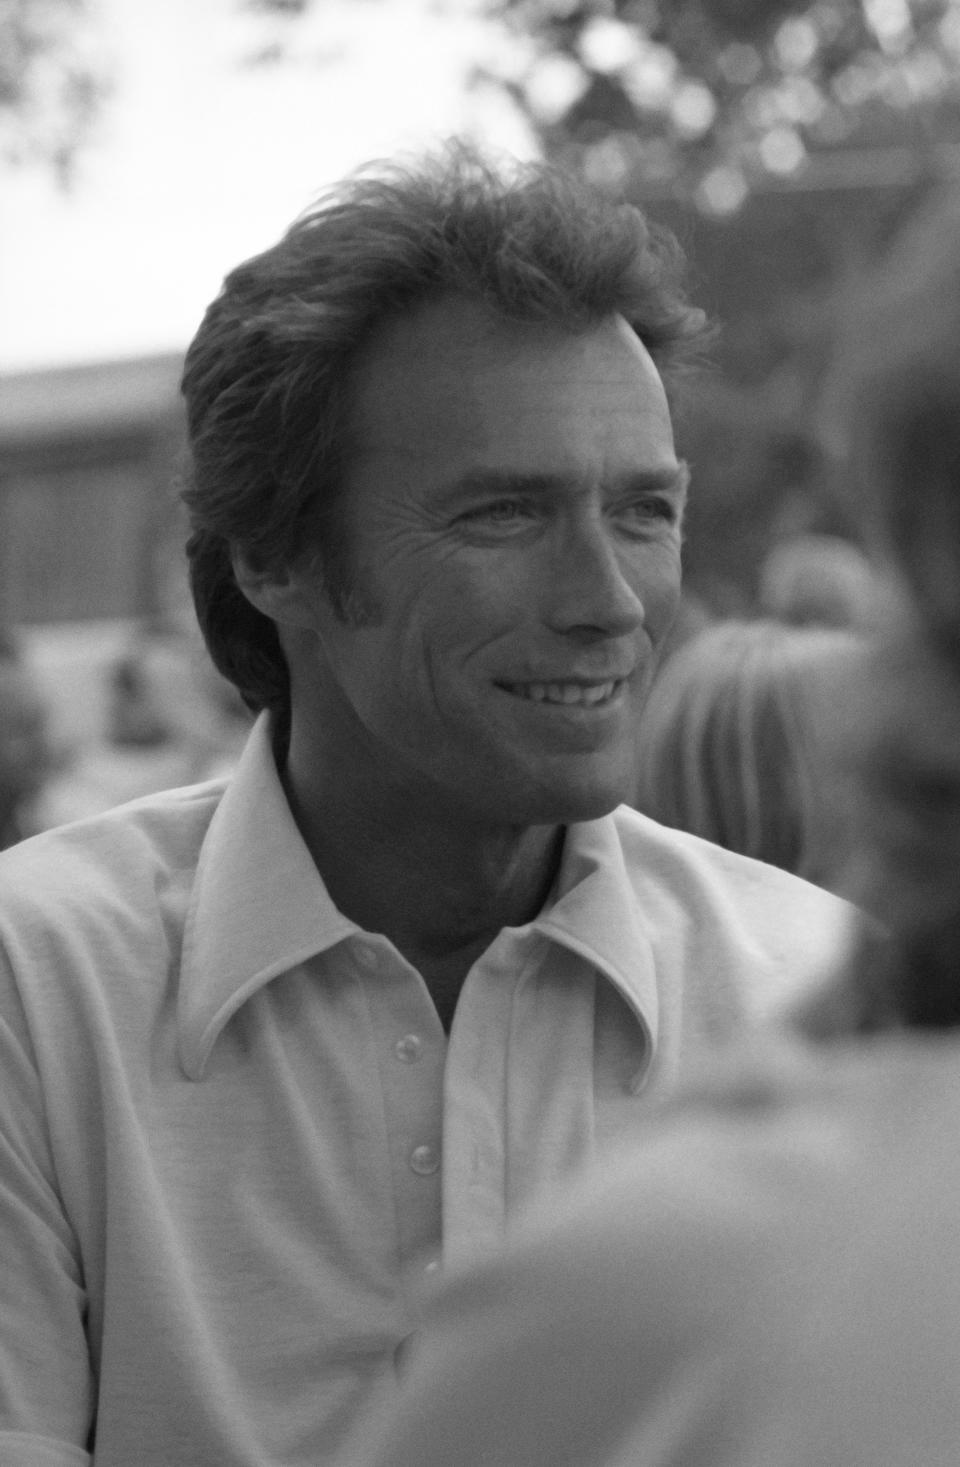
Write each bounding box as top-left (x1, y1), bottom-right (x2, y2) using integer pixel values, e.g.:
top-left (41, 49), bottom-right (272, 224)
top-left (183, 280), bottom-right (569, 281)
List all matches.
top-left (354, 1032), bottom-right (960, 1467)
top-left (0, 714), bottom-right (853, 1467)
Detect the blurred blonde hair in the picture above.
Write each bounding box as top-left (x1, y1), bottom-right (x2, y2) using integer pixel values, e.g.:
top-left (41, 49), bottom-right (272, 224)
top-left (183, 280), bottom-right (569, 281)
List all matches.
top-left (635, 618), bottom-right (862, 890)
top-left (758, 534), bottom-right (877, 630)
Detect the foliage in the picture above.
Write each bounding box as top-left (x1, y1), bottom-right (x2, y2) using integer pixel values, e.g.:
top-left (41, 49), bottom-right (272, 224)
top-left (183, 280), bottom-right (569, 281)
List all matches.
top-left (473, 0), bottom-right (960, 211)
top-left (0, 0), bottom-right (110, 182)
top-left (11, 0), bottom-right (957, 604)
top-left (11, 0), bottom-right (960, 201)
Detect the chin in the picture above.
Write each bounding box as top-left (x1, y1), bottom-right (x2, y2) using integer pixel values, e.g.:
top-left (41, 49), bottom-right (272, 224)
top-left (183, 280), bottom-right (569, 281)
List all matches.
top-left (551, 763), bottom-right (637, 822)
top-left (557, 791), bottom-right (628, 823)
top-left (505, 780), bottom-right (631, 827)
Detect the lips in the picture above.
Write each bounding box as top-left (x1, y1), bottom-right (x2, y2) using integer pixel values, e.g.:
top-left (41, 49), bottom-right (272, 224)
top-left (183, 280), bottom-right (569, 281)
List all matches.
top-left (499, 679), bottom-right (622, 707)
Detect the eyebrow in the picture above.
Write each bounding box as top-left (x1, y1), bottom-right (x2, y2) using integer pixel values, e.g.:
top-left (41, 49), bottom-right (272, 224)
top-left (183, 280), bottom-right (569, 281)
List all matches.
top-left (444, 460), bottom-right (691, 502)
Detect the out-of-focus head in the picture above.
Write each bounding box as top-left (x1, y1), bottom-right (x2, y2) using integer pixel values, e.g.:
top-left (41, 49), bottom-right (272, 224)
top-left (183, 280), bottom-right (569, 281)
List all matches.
top-left (179, 142), bottom-right (710, 738)
top-left (818, 185), bottom-right (960, 1029)
top-left (634, 618), bottom-right (862, 889)
top-left (822, 183), bottom-right (960, 649)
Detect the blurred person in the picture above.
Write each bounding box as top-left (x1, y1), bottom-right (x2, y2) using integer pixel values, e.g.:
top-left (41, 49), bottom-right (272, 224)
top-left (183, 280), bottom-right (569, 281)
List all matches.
top-left (106, 645), bottom-right (172, 748)
top-left (346, 182), bottom-right (960, 1467)
top-left (0, 145), bottom-right (853, 1467)
top-left (37, 625), bottom-right (251, 826)
top-left (0, 630), bottom-right (54, 849)
top-left (758, 531), bottom-right (879, 629)
top-left (101, 625), bottom-right (252, 778)
top-left (634, 617), bottom-right (863, 892)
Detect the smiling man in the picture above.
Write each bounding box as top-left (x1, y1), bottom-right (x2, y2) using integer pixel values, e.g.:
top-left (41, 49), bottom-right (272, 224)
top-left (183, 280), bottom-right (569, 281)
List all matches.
top-left (243, 294), bottom-right (692, 1030)
top-left (0, 147), bottom-right (853, 1467)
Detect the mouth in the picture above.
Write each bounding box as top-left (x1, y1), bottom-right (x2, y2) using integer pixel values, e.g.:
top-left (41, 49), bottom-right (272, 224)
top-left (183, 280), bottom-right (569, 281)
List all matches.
top-left (497, 678), bottom-right (624, 708)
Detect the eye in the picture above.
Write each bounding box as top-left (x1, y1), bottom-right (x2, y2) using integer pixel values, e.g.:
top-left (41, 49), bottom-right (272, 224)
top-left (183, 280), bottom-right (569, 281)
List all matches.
top-left (616, 496), bottom-right (679, 534)
top-left (467, 499), bottom-right (530, 522)
top-left (456, 499), bottom-right (538, 535)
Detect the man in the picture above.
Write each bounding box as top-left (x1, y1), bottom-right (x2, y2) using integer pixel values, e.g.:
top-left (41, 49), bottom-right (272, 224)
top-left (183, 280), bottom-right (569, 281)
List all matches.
top-left (0, 146), bottom-right (851, 1467)
top-left (345, 182), bottom-right (960, 1467)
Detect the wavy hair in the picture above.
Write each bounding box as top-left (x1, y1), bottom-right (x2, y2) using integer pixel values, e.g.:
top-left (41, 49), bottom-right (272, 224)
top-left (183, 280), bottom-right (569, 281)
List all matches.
top-left (179, 142), bottom-right (711, 728)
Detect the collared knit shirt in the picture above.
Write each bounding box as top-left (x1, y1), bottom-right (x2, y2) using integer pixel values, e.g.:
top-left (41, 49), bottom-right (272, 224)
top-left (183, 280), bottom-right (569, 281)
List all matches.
top-left (0, 715), bottom-right (852, 1467)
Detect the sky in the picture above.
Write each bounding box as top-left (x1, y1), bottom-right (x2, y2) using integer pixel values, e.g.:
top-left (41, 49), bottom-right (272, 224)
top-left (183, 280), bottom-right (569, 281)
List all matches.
top-left (0, 0), bottom-right (533, 372)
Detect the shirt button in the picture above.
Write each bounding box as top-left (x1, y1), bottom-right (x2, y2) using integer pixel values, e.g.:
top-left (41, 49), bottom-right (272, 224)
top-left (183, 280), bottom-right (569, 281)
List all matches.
top-left (409, 1144), bottom-right (439, 1176)
top-left (394, 1033), bottom-right (423, 1063)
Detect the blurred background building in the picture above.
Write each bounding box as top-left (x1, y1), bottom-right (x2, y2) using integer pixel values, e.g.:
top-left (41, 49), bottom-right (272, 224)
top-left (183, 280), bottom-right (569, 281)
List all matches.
top-left (2, 0), bottom-right (959, 828)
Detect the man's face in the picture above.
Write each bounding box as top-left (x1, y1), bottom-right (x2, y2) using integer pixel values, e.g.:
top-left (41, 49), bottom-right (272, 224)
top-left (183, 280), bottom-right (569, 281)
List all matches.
top-left (297, 295), bottom-right (687, 827)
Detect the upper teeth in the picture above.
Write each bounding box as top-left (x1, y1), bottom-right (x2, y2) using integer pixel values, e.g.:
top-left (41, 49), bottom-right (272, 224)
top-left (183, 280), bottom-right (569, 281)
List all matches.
top-left (509, 681), bottom-right (618, 706)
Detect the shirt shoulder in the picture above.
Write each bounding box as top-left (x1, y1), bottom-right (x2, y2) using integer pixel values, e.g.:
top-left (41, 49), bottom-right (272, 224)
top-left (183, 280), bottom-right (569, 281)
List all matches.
top-left (611, 803), bottom-right (845, 899)
top-left (0, 780), bottom-right (226, 1004)
top-left (0, 779), bottom-right (224, 902)
top-left (612, 802), bottom-right (856, 917)
top-left (608, 806), bottom-right (859, 1022)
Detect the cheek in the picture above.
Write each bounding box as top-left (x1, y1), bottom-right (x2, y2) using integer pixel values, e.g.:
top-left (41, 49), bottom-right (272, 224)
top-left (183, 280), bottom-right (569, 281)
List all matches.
top-left (415, 563), bottom-right (521, 656)
top-left (631, 543), bottom-right (683, 632)
top-left (363, 592), bottom-right (475, 713)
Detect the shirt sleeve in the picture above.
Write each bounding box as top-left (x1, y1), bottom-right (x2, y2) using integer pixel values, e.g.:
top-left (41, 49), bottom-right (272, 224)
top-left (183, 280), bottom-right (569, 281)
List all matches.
top-left (0, 944), bottom-right (94, 1462)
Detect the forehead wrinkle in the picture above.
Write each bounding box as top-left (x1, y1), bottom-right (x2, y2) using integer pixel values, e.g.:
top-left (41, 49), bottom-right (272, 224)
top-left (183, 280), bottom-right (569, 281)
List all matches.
top-left (436, 459), bottom-right (690, 504)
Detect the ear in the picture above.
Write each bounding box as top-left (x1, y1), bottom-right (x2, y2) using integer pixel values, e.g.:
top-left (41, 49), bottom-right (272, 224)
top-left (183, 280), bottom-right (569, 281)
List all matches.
top-left (231, 547), bottom-right (321, 631)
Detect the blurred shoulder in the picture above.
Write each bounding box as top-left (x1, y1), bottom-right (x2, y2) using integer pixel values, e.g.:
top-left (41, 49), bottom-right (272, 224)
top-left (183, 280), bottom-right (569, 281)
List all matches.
top-left (514, 1036), bottom-right (865, 1299)
top-left (537, 1031), bottom-right (960, 1285)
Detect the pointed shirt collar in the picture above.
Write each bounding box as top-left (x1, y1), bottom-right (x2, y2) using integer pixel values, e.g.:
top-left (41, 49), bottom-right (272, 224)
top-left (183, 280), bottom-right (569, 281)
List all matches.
top-left (178, 714), bottom-right (656, 1078)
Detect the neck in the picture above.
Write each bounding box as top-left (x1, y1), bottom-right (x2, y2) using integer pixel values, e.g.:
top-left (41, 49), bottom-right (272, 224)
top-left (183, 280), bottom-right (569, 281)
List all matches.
top-left (281, 731), bottom-right (565, 969)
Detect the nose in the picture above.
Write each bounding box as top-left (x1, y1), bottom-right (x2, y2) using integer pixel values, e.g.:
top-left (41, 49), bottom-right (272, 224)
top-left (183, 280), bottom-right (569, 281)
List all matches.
top-left (543, 512), bottom-right (646, 639)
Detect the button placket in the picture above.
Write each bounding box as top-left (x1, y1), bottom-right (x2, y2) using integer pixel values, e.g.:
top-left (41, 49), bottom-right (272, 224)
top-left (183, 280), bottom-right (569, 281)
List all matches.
top-left (394, 1033), bottom-right (423, 1064)
top-left (409, 1144), bottom-right (440, 1176)
top-left (354, 942), bottom-right (379, 971)
top-left (356, 943), bottom-right (445, 1262)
